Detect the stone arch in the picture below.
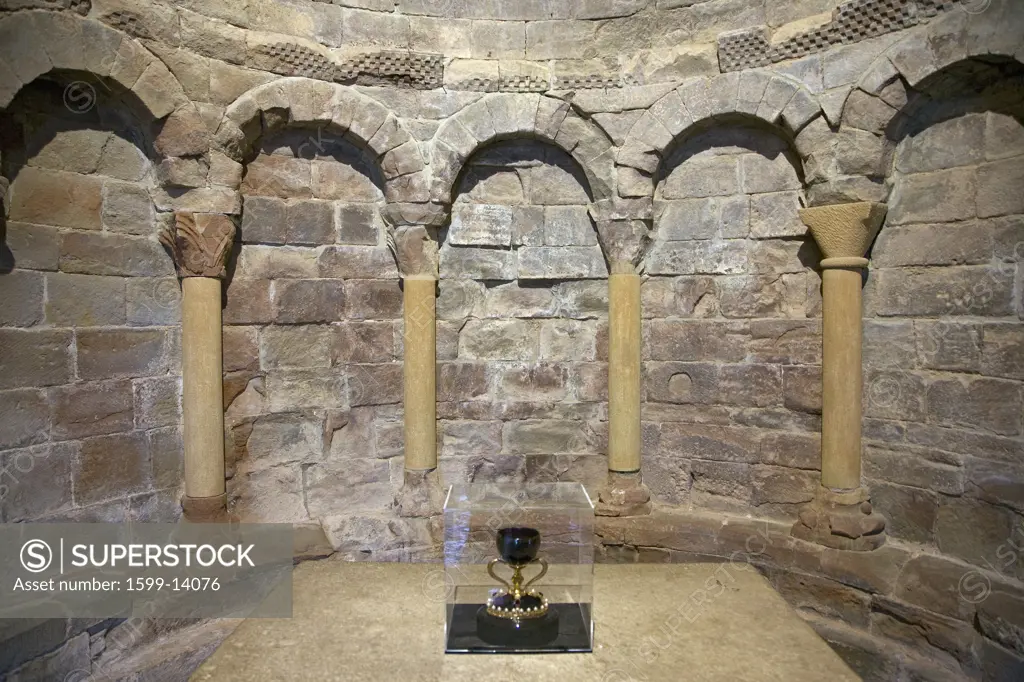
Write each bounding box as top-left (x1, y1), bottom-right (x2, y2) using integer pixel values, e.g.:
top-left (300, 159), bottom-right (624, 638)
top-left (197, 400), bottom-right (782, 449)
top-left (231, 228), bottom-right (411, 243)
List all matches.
top-left (217, 78), bottom-right (426, 205)
top-left (430, 93), bottom-right (615, 206)
top-left (832, 0), bottom-right (1024, 205)
top-left (617, 72), bottom-right (823, 201)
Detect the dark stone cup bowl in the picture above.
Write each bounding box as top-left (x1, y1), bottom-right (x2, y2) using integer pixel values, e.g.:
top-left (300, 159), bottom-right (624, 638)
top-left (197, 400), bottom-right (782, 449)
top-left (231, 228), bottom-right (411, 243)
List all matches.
top-left (496, 527), bottom-right (541, 567)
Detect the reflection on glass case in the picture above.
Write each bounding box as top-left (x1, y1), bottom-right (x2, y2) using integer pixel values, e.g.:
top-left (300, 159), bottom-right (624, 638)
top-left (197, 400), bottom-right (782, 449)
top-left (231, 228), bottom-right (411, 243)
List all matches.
top-left (443, 482), bottom-right (595, 654)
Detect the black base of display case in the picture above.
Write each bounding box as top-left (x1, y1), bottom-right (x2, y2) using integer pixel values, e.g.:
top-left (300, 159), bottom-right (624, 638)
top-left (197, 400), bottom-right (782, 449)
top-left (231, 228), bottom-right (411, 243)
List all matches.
top-left (445, 603), bottom-right (592, 653)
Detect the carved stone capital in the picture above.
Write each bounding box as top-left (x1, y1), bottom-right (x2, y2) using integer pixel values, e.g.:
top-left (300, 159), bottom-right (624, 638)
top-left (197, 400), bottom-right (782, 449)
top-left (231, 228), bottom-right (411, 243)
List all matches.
top-left (791, 486), bottom-right (887, 551)
top-left (388, 224), bottom-right (439, 278)
top-left (382, 202), bottom-right (450, 229)
top-left (596, 471), bottom-right (652, 517)
top-left (160, 212), bottom-right (236, 279)
top-left (798, 202), bottom-right (887, 260)
top-left (589, 199), bottom-right (653, 274)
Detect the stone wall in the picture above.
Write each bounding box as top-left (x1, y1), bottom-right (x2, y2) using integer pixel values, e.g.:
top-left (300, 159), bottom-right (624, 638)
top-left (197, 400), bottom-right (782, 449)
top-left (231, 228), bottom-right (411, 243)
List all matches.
top-left (0, 0), bottom-right (1022, 680)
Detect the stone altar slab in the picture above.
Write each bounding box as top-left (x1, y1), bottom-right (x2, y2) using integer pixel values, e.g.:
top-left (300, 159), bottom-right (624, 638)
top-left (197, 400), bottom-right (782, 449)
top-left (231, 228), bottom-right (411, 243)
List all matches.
top-left (192, 562), bottom-right (859, 682)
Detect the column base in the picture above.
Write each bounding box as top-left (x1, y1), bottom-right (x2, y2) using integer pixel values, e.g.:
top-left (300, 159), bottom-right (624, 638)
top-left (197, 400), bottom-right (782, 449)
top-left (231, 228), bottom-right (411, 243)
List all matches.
top-left (181, 493), bottom-right (229, 523)
top-left (596, 471), bottom-right (652, 517)
top-left (396, 469), bottom-right (444, 518)
top-left (791, 486), bottom-right (887, 551)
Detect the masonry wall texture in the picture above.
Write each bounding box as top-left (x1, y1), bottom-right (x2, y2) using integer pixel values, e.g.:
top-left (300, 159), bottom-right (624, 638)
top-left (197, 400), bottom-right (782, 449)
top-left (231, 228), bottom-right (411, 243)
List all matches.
top-left (0, 0), bottom-right (1022, 680)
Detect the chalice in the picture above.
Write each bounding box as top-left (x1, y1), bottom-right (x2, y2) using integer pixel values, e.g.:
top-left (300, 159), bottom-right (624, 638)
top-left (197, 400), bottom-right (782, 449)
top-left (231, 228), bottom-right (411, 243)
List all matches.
top-left (485, 527), bottom-right (549, 622)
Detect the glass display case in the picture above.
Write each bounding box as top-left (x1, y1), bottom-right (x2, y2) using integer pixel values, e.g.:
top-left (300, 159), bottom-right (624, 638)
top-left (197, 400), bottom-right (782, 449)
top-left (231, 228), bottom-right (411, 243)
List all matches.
top-left (443, 482), bottom-right (594, 654)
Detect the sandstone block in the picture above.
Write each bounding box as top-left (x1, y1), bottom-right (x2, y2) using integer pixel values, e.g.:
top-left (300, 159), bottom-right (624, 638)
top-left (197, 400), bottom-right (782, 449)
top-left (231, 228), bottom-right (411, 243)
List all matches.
top-left (348, 363), bottom-right (403, 406)
top-left (927, 376), bottom-right (1022, 437)
top-left (888, 167), bottom-right (977, 225)
top-left (126, 277), bottom-right (182, 326)
top-left (3, 223), bottom-right (60, 271)
top-left (645, 320), bottom-right (748, 362)
top-left (978, 157), bottom-right (1024, 219)
top-left (660, 154), bottom-right (739, 199)
top-left (74, 432), bottom-right (151, 506)
top-left (981, 323), bottom-right (1024, 381)
top-left (498, 363), bottom-right (569, 402)
top-left (0, 329), bottom-right (73, 389)
top-left (223, 279), bottom-right (274, 325)
top-left (1, 442), bottom-right (75, 522)
top-left (274, 279), bottom-right (345, 324)
top-left (448, 204), bottom-right (514, 247)
top-left (77, 329), bottom-right (168, 380)
top-left (518, 246), bottom-right (607, 280)
top-left (60, 232), bottom-right (173, 277)
top-left (438, 362), bottom-right (489, 402)
top-left (0, 389), bottom-right (49, 450)
top-left (459, 319), bottom-right (538, 361)
top-left (502, 420), bottom-right (594, 455)
top-left (134, 376), bottom-right (181, 430)
top-left (265, 370), bottom-right (347, 411)
top-left (52, 380), bottom-right (134, 440)
top-left (870, 267), bottom-right (1013, 317)
top-left (868, 481), bottom-right (938, 545)
top-left (261, 325), bottom-right (333, 369)
top-left (344, 280), bottom-right (403, 319)
top-left (333, 322), bottom-right (397, 364)
top-left (337, 204), bottom-right (379, 245)
top-left (235, 245), bottom-right (318, 279)
top-left (440, 246), bottom-right (517, 280)
top-left (660, 423), bottom-right (761, 463)
top-left (0, 270), bottom-right (44, 327)
top-left (9, 167), bottom-right (102, 230)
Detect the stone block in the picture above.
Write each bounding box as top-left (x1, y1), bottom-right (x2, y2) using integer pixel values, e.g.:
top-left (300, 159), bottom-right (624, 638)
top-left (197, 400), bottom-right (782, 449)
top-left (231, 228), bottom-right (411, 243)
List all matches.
top-left (265, 370), bottom-right (346, 411)
top-left (741, 152), bottom-right (802, 194)
top-left (0, 270), bottom-right (44, 327)
top-left (459, 319), bottom-right (538, 361)
top-left (76, 329), bottom-right (168, 380)
top-left (242, 155), bottom-right (312, 199)
top-left (660, 423), bottom-right (761, 464)
top-left (526, 20), bottom-right (595, 60)
top-left (43, 273), bottom-right (125, 327)
top-left (749, 191), bottom-right (805, 239)
top-left (543, 206), bottom-right (596, 247)
top-left (222, 326), bottom-right (259, 375)
top-left (502, 420), bottom-right (595, 455)
top-left (337, 204), bottom-right (379, 245)
top-left (1, 442), bottom-right (76, 522)
top-left (927, 376), bottom-right (1021, 436)
top-left (289, 200), bottom-right (335, 246)
top-left (344, 280), bottom-right (403, 319)
top-left (868, 482), bottom-right (938, 545)
top-left (749, 320), bottom-right (820, 365)
top-left (261, 325), bottom-right (333, 369)
top-left (645, 240), bottom-right (747, 276)
top-left (690, 459), bottom-right (752, 503)
top-left (274, 279), bottom-right (345, 324)
top-left (985, 112), bottom-right (1024, 162)
top-left (718, 274), bottom-right (802, 318)
top-left (246, 414), bottom-right (323, 471)
top-left (100, 181), bottom-right (155, 235)
top-left (483, 282), bottom-right (556, 318)
top-left (870, 596), bottom-right (977, 667)
top-left (134, 376), bottom-right (181, 430)
top-left (645, 320), bottom-right (749, 362)
top-left (0, 389), bottom-right (49, 450)
top-left (440, 420), bottom-right (503, 459)
top-left (888, 167), bottom-right (977, 225)
top-left (896, 114), bottom-right (986, 174)
top-left (862, 320), bottom-right (917, 371)
top-left (230, 464), bottom-right (307, 523)
top-left (52, 379), bottom-right (134, 440)
top-left (870, 267), bottom-right (1013, 317)
top-left (760, 431), bottom-right (820, 470)
top-left (936, 497), bottom-right (1019, 578)
top-left (333, 322), bottom-right (397, 364)
top-left (3, 223), bottom-right (60, 272)
top-left (498, 363), bottom-right (569, 402)
top-left (311, 160), bottom-right (383, 202)
top-left (236, 246), bottom-right (319, 280)
top-left (462, 168), bottom-right (524, 205)
top-left (240, 195), bottom-right (288, 245)
top-left (655, 198), bottom-right (717, 240)
top-left (74, 432), bottom-right (151, 506)
top-left (978, 157), bottom-right (1024, 219)
top-left (518, 246), bottom-right (607, 279)
top-left (438, 362), bottom-right (489, 402)
top-left (179, 9), bottom-right (246, 64)
top-left (0, 329), bottom-right (73, 389)
top-left (448, 204), bottom-right (514, 247)
top-left (863, 369), bottom-right (927, 421)
top-left (9, 167), bottom-right (102, 230)
top-left (872, 223), bottom-right (993, 268)
top-left (782, 365), bottom-right (822, 415)
top-left (539, 320), bottom-right (598, 361)
top-left (660, 155), bottom-right (739, 199)
top-left (126, 277), bottom-right (182, 326)
top-left (914, 321), bottom-right (980, 372)
top-left (554, 281), bottom-right (608, 318)
top-left (981, 323), bottom-right (1024, 381)
top-left (529, 164), bottom-right (591, 205)
top-left (439, 246), bottom-right (517, 280)
top-left (348, 363), bottom-right (402, 406)
top-left (59, 232), bottom-right (173, 277)
top-left (223, 279), bottom-right (274, 325)
top-left (864, 446), bottom-right (964, 495)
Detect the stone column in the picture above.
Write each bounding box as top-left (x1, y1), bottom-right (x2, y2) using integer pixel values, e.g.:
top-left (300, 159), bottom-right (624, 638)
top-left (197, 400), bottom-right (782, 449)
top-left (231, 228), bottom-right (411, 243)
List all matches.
top-left (590, 200), bottom-right (652, 517)
top-left (386, 216), bottom-right (445, 517)
top-left (792, 202), bottom-right (888, 551)
top-left (160, 212), bottom-right (236, 522)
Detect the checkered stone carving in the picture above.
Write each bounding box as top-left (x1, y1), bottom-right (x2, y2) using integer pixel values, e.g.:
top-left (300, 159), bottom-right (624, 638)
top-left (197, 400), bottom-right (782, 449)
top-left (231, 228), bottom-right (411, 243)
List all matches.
top-left (256, 43), bottom-right (336, 81)
top-left (501, 75), bottom-right (549, 93)
top-left (105, 10), bottom-right (153, 40)
top-left (69, 0), bottom-right (90, 15)
top-left (916, 0), bottom-right (958, 17)
top-left (337, 51), bottom-right (443, 89)
top-left (832, 0), bottom-right (918, 44)
top-left (555, 75), bottom-right (621, 90)
top-left (718, 27), bottom-right (771, 73)
top-left (769, 25), bottom-right (836, 63)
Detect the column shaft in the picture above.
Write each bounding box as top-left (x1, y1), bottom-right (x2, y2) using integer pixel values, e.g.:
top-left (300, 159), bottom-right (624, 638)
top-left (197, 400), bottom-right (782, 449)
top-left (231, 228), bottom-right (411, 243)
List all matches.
top-left (608, 272), bottom-right (642, 473)
top-left (181, 277), bottom-right (225, 500)
top-left (403, 276), bottom-right (437, 471)
top-left (820, 264), bottom-right (864, 490)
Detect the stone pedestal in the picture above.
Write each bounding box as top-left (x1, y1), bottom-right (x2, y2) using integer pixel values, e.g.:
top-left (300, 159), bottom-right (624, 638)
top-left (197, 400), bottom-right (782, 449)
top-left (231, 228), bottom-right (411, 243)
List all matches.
top-left (161, 212), bottom-right (235, 522)
top-left (792, 202), bottom-right (888, 550)
top-left (596, 471), bottom-right (652, 517)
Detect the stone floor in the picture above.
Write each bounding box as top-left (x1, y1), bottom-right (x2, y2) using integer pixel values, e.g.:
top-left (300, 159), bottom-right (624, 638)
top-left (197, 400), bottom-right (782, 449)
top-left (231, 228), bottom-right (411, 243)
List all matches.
top-left (192, 561), bottom-right (859, 682)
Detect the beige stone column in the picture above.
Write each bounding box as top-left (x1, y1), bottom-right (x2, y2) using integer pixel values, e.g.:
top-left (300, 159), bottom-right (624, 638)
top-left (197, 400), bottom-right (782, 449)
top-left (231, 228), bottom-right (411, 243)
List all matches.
top-left (403, 275), bottom-right (437, 472)
top-left (385, 217), bottom-right (445, 518)
top-left (160, 212), bottom-right (236, 522)
top-left (792, 202), bottom-right (887, 551)
top-left (589, 200), bottom-right (653, 517)
top-left (607, 265), bottom-right (642, 474)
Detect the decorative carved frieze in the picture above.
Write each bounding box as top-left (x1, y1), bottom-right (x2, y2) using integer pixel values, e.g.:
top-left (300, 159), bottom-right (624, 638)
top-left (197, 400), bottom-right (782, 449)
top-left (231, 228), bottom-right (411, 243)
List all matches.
top-left (254, 42), bottom-right (336, 81)
top-left (160, 212), bottom-right (236, 279)
top-left (336, 51), bottom-right (444, 89)
top-left (718, 0), bottom-right (958, 73)
top-left (104, 10), bottom-right (153, 41)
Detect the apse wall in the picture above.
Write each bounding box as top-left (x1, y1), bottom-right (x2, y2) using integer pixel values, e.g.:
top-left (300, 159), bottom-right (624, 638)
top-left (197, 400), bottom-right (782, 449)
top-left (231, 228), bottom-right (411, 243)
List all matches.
top-left (0, 0), bottom-right (1022, 680)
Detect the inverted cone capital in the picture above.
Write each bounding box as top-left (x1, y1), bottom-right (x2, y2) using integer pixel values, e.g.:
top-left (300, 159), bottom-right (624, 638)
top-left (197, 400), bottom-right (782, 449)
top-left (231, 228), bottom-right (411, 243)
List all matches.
top-left (799, 202), bottom-right (887, 260)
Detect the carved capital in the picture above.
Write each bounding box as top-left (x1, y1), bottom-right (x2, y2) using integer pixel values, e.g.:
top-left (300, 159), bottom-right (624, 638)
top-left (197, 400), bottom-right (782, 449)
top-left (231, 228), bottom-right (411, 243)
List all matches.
top-left (160, 212), bottom-right (236, 279)
top-left (792, 486), bottom-right (887, 551)
top-left (387, 224), bottom-right (439, 278)
top-left (798, 202), bottom-right (887, 260)
top-left (382, 201), bottom-right (450, 229)
top-left (589, 199), bottom-right (653, 274)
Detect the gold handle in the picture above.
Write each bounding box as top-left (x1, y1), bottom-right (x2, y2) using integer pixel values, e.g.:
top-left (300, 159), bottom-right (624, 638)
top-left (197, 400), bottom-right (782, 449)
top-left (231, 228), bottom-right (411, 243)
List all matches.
top-left (523, 557), bottom-right (548, 589)
top-left (487, 558), bottom-right (511, 591)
